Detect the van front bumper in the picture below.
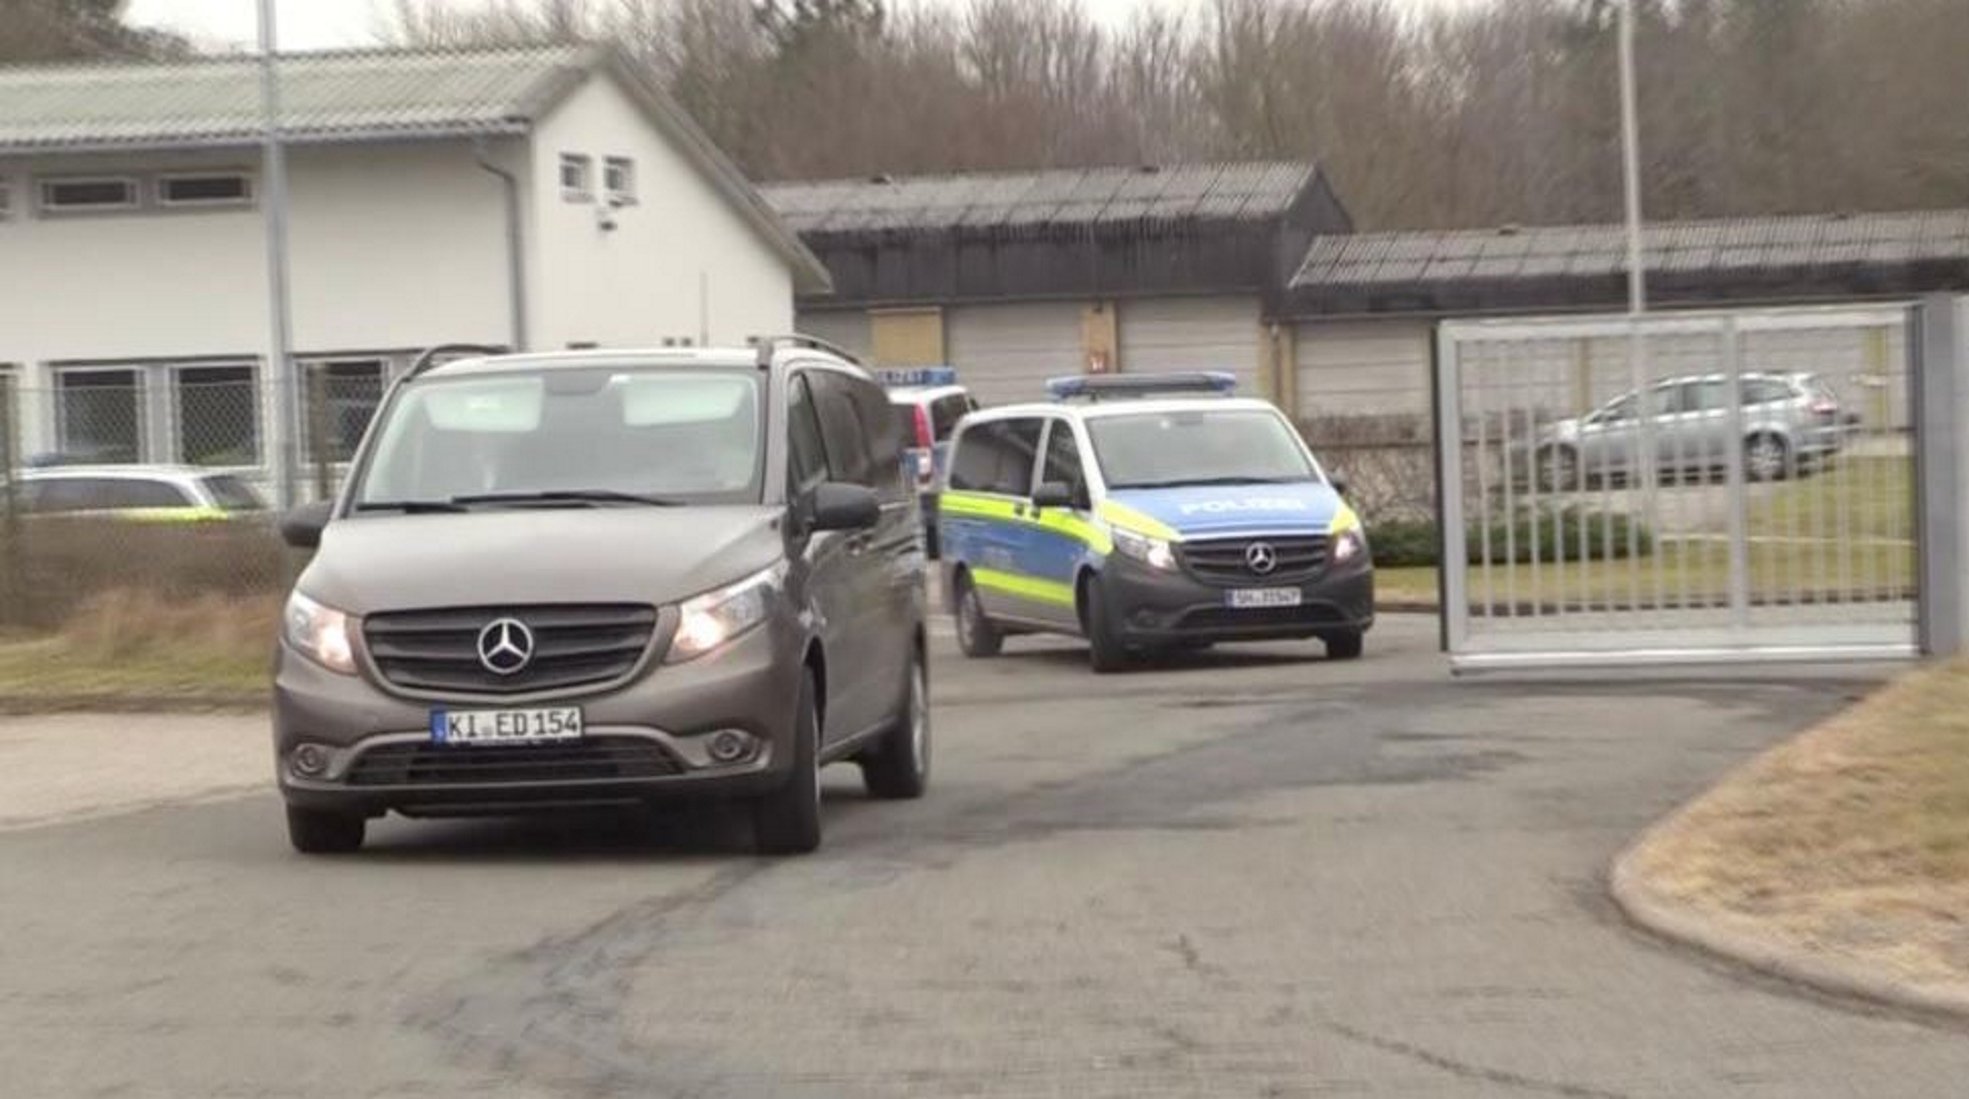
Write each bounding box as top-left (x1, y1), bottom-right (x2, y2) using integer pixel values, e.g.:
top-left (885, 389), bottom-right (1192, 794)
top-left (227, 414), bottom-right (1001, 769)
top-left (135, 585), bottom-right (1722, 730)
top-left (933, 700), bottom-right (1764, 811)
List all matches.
top-left (273, 618), bottom-right (804, 819)
top-left (1100, 555), bottom-right (1375, 646)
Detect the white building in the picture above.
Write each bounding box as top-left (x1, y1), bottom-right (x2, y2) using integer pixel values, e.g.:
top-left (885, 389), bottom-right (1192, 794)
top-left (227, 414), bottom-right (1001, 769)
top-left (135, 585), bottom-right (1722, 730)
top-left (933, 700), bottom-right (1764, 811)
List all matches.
top-left (0, 45), bottom-right (828, 494)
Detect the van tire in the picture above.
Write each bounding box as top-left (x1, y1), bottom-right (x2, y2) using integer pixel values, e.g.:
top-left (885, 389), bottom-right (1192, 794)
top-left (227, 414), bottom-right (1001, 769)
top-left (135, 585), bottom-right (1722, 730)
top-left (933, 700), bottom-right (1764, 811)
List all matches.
top-left (286, 806), bottom-right (365, 855)
top-left (1082, 580), bottom-right (1133, 674)
top-left (861, 649), bottom-right (930, 800)
top-left (753, 671), bottom-right (823, 855)
top-left (1323, 630), bottom-right (1365, 661)
top-left (954, 574), bottom-right (1003, 658)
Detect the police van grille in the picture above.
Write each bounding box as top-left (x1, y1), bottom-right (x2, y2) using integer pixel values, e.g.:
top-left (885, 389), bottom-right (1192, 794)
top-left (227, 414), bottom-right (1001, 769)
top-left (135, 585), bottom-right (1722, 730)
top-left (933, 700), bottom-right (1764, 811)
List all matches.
top-left (363, 605), bottom-right (658, 695)
top-left (1180, 535), bottom-right (1330, 584)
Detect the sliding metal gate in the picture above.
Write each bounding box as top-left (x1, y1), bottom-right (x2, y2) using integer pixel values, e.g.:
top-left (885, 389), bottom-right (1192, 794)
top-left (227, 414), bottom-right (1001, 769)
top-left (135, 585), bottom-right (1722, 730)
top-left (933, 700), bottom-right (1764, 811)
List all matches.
top-left (1436, 306), bottom-right (1919, 671)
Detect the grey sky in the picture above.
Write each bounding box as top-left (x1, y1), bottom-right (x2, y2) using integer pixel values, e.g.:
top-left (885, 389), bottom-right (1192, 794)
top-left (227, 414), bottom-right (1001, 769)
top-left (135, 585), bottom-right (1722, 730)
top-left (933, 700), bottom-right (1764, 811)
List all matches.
top-left (123, 0), bottom-right (1483, 52)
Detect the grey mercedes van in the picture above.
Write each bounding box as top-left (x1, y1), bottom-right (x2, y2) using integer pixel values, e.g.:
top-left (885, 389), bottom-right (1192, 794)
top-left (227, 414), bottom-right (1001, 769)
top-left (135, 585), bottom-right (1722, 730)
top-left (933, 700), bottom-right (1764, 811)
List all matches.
top-left (273, 338), bottom-right (930, 856)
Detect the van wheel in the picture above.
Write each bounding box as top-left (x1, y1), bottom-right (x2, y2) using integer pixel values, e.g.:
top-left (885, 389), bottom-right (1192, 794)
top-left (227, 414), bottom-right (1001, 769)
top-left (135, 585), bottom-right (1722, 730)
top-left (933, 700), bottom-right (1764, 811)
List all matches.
top-left (954, 574), bottom-right (1003, 658)
top-left (1323, 630), bottom-right (1365, 661)
top-left (1082, 581), bottom-right (1133, 674)
top-left (286, 806), bottom-right (364, 855)
top-left (861, 649), bottom-right (930, 799)
top-left (753, 671), bottom-right (822, 855)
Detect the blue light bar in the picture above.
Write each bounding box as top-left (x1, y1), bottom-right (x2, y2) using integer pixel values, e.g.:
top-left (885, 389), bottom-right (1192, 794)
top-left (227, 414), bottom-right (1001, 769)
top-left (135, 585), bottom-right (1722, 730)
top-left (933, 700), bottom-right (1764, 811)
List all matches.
top-left (1045, 372), bottom-right (1238, 401)
top-left (874, 366), bottom-right (959, 388)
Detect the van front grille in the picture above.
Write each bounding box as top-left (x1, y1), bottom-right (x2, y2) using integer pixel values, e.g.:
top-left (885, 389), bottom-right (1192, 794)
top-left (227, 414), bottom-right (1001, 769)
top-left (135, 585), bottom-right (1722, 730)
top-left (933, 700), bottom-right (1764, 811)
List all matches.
top-left (363, 604), bottom-right (658, 696)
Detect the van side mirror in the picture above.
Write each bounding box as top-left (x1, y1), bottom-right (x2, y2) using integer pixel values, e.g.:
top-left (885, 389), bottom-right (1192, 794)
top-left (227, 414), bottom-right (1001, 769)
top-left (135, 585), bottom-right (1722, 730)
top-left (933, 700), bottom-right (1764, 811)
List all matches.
top-left (280, 500), bottom-right (333, 549)
top-left (809, 482), bottom-right (880, 532)
top-left (1032, 481), bottom-right (1074, 510)
top-left (1328, 472), bottom-right (1350, 499)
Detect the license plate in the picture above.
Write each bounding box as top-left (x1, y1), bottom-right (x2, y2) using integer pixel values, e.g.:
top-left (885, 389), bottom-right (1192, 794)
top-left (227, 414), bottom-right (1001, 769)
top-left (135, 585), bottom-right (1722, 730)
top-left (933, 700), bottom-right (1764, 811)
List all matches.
top-left (1227, 588), bottom-right (1304, 609)
top-left (430, 707), bottom-right (584, 745)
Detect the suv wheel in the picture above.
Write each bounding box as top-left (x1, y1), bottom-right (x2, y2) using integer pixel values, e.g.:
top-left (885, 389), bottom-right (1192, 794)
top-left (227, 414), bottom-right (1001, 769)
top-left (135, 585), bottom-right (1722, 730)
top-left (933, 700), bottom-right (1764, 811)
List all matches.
top-left (286, 806), bottom-right (365, 855)
top-left (753, 670), bottom-right (822, 855)
top-left (861, 650), bottom-right (930, 799)
top-left (954, 574), bottom-right (1003, 658)
top-left (1082, 580), bottom-right (1134, 675)
top-left (1746, 434), bottom-right (1791, 482)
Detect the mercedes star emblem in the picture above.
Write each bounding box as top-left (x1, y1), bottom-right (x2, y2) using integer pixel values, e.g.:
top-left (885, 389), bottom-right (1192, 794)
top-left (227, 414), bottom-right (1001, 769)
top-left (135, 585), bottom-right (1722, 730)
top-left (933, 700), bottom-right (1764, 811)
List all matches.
top-left (477, 617), bottom-right (536, 676)
top-left (1245, 542), bottom-right (1279, 575)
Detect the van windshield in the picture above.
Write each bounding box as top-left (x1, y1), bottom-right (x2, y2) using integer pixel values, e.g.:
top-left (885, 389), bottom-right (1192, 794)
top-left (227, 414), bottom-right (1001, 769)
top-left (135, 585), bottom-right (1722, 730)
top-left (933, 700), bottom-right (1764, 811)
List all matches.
top-left (353, 368), bottom-right (765, 510)
top-left (1087, 409), bottom-right (1318, 490)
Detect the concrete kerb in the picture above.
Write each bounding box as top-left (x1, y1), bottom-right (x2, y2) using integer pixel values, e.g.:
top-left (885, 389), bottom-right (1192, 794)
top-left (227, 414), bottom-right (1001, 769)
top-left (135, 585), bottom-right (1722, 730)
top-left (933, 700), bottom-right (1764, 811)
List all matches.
top-left (1609, 824), bottom-right (1969, 1023)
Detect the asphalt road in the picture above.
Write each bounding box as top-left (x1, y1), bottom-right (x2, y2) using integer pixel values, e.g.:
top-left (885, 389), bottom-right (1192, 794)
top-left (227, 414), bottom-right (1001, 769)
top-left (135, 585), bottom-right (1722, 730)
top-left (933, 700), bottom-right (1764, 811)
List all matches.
top-left (6, 616), bottom-right (1968, 1098)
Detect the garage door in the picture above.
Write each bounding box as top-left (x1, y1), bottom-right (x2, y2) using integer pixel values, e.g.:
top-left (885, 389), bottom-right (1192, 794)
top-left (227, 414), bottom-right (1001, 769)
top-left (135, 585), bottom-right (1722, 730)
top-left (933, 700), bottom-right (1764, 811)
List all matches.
top-left (946, 302), bottom-right (1083, 407)
top-left (795, 309), bottom-right (871, 361)
top-left (1118, 296), bottom-right (1262, 396)
top-left (1294, 319), bottom-right (1433, 422)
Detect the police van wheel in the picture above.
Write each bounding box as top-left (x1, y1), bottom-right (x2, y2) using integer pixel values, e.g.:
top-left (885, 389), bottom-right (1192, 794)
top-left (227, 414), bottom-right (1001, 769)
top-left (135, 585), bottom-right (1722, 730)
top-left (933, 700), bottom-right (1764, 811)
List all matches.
top-left (954, 575), bottom-right (1003, 658)
top-left (1083, 583), bottom-right (1133, 674)
top-left (1322, 630), bottom-right (1365, 661)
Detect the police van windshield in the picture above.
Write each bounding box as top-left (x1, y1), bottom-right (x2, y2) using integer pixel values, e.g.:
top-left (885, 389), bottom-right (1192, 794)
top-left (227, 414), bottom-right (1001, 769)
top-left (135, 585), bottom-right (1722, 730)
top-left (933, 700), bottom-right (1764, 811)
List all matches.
top-left (353, 368), bottom-right (765, 510)
top-left (1088, 409), bottom-right (1317, 490)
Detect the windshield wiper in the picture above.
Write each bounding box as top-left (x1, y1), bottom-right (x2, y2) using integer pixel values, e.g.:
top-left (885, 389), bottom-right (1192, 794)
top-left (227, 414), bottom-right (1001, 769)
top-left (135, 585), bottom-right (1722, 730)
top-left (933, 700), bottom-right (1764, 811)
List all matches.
top-left (354, 499), bottom-right (470, 514)
top-left (447, 489), bottom-right (686, 508)
top-left (1112, 476), bottom-right (1306, 489)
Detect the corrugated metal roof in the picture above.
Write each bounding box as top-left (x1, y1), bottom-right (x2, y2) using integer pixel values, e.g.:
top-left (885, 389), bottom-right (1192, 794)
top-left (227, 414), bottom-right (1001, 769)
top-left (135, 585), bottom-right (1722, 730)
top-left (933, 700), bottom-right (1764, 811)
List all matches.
top-left (760, 162), bottom-right (1318, 236)
top-left (0, 45), bottom-right (595, 152)
top-left (1291, 211), bottom-right (1969, 291)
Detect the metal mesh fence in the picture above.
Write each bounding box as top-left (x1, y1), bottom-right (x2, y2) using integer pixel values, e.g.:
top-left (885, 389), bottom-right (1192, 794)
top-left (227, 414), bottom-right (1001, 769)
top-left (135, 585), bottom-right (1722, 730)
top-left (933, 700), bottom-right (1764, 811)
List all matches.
top-left (0, 371), bottom-right (382, 631)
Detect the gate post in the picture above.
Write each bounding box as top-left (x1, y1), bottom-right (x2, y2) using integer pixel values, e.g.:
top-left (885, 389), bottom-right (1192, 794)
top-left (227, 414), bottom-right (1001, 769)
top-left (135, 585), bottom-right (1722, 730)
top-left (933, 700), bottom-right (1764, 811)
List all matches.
top-left (1914, 294), bottom-right (1963, 657)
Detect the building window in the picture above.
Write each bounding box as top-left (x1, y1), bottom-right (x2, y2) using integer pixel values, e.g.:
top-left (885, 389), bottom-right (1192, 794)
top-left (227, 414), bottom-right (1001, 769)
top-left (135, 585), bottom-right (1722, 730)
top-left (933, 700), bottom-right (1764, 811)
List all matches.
top-left (0, 179), bottom-right (11, 221)
top-left (158, 173), bottom-right (253, 208)
top-left (173, 365), bottom-right (259, 466)
top-left (55, 369), bottom-right (144, 463)
top-left (560, 154), bottom-right (593, 203)
top-left (604, 157), bottom-right (636, 205)
top-left (303, 359), bottom-right (387, 463)
top-left (39, 176), bottom-right (140, 213)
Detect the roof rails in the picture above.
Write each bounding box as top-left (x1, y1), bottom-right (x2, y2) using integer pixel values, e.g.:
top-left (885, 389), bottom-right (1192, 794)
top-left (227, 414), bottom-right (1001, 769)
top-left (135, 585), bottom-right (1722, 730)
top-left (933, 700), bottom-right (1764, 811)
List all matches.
top-left (407, 343), bottom-right (508, 379)
top-left (1046, 372), bottom-right (1238, 402)
top-left (752, 334), bottom-right (863, 369)
top-left (873, 366), bottom-right (958, 389)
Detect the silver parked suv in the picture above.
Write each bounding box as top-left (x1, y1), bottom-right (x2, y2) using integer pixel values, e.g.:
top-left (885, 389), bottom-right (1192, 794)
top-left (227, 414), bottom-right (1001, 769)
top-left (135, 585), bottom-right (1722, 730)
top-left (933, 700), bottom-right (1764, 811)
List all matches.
top-left (1532, 371), bottom-right (1848, 489)
top-left (273, 339), bottom-right (930, 856)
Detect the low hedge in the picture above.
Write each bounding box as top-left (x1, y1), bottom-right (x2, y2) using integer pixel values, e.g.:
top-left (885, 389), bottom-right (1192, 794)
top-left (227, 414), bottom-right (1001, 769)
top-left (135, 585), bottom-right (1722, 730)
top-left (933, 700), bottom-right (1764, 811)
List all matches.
top-left (1368, 508), bottom-right (1654, 568)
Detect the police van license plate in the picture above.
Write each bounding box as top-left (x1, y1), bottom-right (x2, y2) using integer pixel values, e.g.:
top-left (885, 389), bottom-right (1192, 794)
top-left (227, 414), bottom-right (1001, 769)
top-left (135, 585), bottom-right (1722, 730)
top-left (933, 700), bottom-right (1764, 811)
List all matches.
top-left (431, 707), bottom-right (584, 745)
top-left (1227, 588), bottom-right (1303, 609)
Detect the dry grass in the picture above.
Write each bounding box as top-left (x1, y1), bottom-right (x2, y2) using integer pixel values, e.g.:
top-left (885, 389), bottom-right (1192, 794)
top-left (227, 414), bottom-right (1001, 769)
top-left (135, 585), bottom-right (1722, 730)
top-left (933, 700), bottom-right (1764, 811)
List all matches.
top-left (1627, 659), bottom-right (1969, 993)
top-left (0, 517), bottom-right (292, 631)
top-left (0, 589), bottom-right (276, 706)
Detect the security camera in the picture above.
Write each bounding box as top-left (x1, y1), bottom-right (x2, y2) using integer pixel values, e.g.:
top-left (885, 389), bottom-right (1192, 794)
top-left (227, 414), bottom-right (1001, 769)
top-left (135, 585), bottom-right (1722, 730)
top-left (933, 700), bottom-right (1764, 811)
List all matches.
top-left (595, 206), bottom-right (618, 232)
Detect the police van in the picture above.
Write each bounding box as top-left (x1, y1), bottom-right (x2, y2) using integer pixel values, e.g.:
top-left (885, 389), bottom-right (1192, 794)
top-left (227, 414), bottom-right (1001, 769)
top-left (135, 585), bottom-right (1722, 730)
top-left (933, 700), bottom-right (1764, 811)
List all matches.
top-left (937, 373), bottom-right (1372, 672)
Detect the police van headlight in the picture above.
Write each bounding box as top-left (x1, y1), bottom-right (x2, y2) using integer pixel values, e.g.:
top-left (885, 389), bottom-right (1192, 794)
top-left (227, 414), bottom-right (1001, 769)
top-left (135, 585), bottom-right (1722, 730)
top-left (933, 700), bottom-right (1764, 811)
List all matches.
top-left (667, 564), bottom-right (783, 663)
top-left (1111, 528), bottom-right (1177, 571)
top-left (284, 590), bottom-right (357, 675)
top-left (1331, 530), bottom-right (1367, 565)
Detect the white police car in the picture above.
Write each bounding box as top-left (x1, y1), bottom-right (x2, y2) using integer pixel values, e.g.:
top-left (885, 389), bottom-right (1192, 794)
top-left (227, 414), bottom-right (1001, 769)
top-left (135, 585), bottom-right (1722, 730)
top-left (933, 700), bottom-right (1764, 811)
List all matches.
top-left (937, 372), bottom-right (1372, 672)
top-left (878, 366), bottom-right (977, 558)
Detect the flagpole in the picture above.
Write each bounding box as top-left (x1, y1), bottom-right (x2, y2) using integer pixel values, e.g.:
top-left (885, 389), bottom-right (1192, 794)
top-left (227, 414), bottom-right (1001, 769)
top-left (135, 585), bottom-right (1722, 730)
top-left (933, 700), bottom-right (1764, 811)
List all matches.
top-left (258, 0), bottom-right (299, 508)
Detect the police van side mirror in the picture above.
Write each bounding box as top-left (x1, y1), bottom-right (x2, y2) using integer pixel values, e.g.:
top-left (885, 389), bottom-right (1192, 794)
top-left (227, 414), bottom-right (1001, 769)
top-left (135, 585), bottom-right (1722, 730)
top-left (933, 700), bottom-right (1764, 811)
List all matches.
top-left (1032, 481), bottom-right (1075, 510)
top-left (1328, 472), bottom-right (1350, 499)
top-left (280, 500), bottom-right (332, 549)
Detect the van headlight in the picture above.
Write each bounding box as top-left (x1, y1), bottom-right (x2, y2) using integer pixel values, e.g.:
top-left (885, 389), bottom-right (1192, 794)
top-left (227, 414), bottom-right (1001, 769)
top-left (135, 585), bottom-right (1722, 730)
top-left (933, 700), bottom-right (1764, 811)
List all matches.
top-left (668, 564), bottom-right (783, 663)
top-left (1111, 527), bottom-right (1177, 571)
top-left (284, 590), bottom-right (357, 675)
top-left (1331, 529), bottom-right (1367, 565)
